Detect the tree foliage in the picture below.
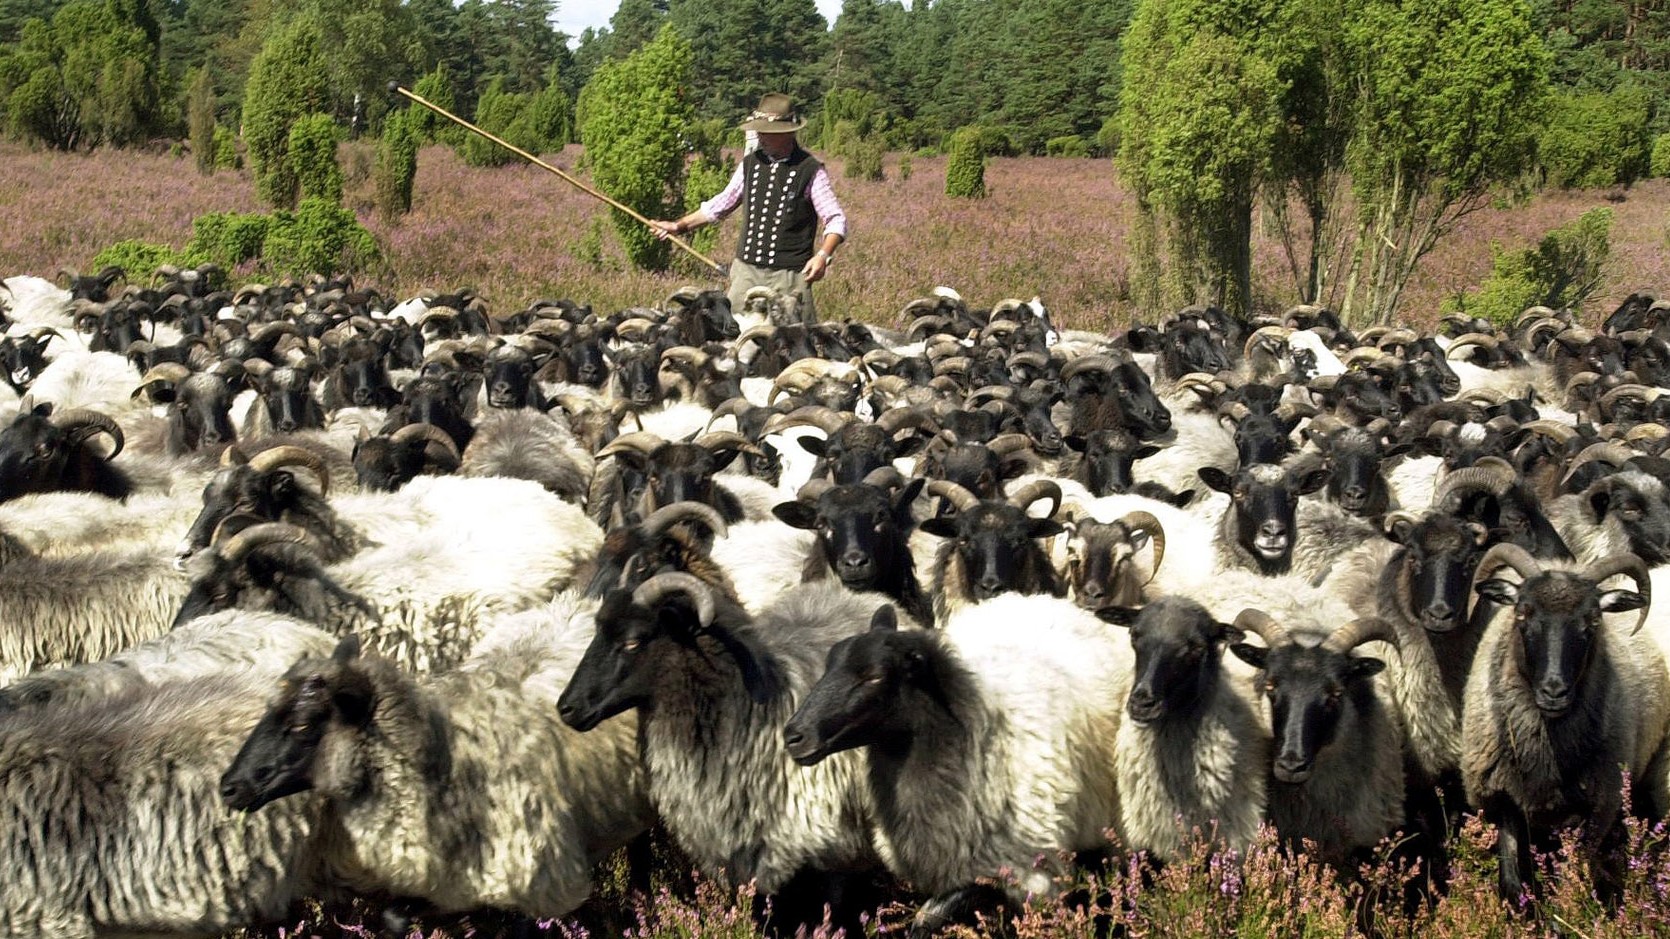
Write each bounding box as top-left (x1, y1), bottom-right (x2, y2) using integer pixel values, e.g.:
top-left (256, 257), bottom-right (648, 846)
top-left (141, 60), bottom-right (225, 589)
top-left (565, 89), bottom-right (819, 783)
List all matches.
top-left (287, 112), bottom-right (342, 204)
top-left (187, 64), bottom-right (215, 175)
top-left (242, 15), bottom-right (329, 209)
top-left (374, 108), bottom-right (421, 219)
top-left (1539, 86), bottom-right (1652, 189)
top-left (0, 0), bottom-right (162, 150)
top-left (945, 126), bottom-right (986, 199)
top-left (578, 26), bottom-right (694, 271)
top-left (1445, 207), bottom-right (1612, 326)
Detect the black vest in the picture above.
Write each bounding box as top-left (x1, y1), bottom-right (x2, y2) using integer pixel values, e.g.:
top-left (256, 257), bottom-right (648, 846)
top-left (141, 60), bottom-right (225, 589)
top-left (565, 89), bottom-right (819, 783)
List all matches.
top-left (737, 147), bottom-right (822, 271)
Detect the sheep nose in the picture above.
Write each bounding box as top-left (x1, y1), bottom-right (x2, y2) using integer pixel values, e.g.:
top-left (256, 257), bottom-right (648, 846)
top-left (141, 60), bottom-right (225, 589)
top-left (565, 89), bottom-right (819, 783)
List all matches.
top-left (839, 551), bottom-right (869, 571)
top-left (978, 575), bottom-right (1004, 595)
top-left (276, 417), bottom-right (298, 432)
top-left (1259, 521), bottom-right (1286, 538)
top-left (1342, 485), bottom-right (1366, 500)
top-left (1080, 582), bottom-right (1106, 602)
top-left (352, 387), bottom-right (374, 405)
top-left (1424, 600), bottom-right (1453, 621)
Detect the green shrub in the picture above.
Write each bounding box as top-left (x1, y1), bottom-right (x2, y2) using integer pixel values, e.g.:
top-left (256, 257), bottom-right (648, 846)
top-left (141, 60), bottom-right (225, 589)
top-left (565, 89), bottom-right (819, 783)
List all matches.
top-left (212, 125), bottom-right (239, 169)
top-left (1444, 206), bottom-right (1613, 326)
top-left (259, 198), bottom-right (379, 277)
top-left (681, 156), bottom-right (731, 260)
top-left (970, 124), bottom-right (1019, 157)
top-left (945, 127), bottom-right (987, 199)
top-left (1652, 132), bottom-right (1670, 178)
top-left (460, 79), bottom-right (530, 167)
top-left (1095, 116), bottom-right (1120, 157)
top-left (1539, 87), bottom-right (1651, 189)
top-left (409, 65), bottom-right (462, 145)
top-left (898, 153), bottom-right (912, 182)
top-left (187, 211), bottom-right (272, 266)
top-left (1045, 134), bottom-right (1089, 158)
top-left (374, 108), bottom-right (421, 219)
top-left (92, 239), bottom-right (180, 278)
top-left (287, 113), bottom-right (343, 204)
top-left (243, 16), bottom-right (329, 209)
top-left (845, 135), bottom-right (885, 181)
top-left (187, 67), bottom-right (215, 177)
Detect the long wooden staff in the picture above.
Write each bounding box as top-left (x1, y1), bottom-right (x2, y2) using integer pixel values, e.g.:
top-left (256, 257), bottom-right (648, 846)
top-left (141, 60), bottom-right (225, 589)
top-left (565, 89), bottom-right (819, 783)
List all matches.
top-left (388, 82), bottom-right (727, 276)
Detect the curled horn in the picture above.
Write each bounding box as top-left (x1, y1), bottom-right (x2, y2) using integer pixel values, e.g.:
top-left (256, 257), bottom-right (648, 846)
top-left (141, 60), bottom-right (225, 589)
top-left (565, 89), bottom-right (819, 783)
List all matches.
top-left (877, 406), bottom-right (934, 436)
top-left (220, 444), bottom-right (249, 467)
top-left (251, 321), bottom-right (303, 346)
top-left (923, 479), bottom-right (980, 513)
top-left (1470, 542), bottom-right (1545, 615)
top-left (703, 397), bottom-right (755, 433)
top-left (797, 478), bottom-right (835, 502)
top-left (597, 431), bottom-right (667, 460)
top-left (762, 405), bottom-right (851, 438)
top-left (641, 500), bottom-right (729, 540)
top-left (1059, 354), bottom-right (1118, 382)
top-left (862, 466), bottom-right (907, 490)
top-left (1582, 553), bottom-right (1653, 635)
top-left (49, 409), bottom-right (124, 459)
top-left (1627, 423), bottom-right (1668, 444)
top-left (735, 324), bottom-right (777, 351)
top-left (1322, 616), bottom-right (1401, 654)
top-left (1233, 608), bottom-right (1289, 648)
top-left (1173, 372), bottom-right (1227, 399)
top-left (1515, 305), bottom-right (1563, 332)
top-left (24, 326), bottom-right (61, 345)
top-left (1444, 332), bottom-right (1500, 361)
top-left (1439, 458), bottom-right (1518, 503)
top-left (1243, 325), bottom-right (1291, 360)
top-left (632, 571), bottom-right (716, 631)
top-left (1006, 351), bottom-right (1049, 371)
top-left (695, 431), bottom-right (765, 458)
top-left (136, 361), bottom-right (193, 388)
top-left (987, 433), bottom-right (1033, 457)
top-left (1376, 328), bottom-right (1418, 350)
top-left (390, 422), bottom-right (461, 461)
top-left (1116, 511), bottom-right (1165, 586)
top-left (965, 385), bottom-right (1015, 408)
top-left (1007, 479), bottom-right (1062, 519)
top-left (247, 445), bottom-right (331, 495)
top-left (217, 521), bottom-right (321, 564)
top-left (1559, 441), bottom-right (1637, 489)
top-left (907, 315), bottom-right (953, 341)
top-left (1520, 419), bottom-right (1579, 446)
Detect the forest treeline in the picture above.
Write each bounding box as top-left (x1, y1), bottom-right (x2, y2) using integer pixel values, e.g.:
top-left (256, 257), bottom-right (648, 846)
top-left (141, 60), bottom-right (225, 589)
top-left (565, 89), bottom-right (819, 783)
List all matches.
top-left (2, 0), bottom-right (1668, 321)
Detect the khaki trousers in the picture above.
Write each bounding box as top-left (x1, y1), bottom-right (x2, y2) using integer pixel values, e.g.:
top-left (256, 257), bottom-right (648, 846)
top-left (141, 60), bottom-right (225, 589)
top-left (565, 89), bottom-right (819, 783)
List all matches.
top-left (727, 259), bottom-right (817, 325)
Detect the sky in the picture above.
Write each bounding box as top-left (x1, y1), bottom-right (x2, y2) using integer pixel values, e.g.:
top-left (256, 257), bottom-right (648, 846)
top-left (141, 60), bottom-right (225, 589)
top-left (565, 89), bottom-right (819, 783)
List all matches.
top-left (553, 0), bottom-right (846, 41)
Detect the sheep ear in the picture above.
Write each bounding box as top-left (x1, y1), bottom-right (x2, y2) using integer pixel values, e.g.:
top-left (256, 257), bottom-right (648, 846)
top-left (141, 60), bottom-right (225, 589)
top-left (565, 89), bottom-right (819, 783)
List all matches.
top-left (1027, 518), bottom-right (1066, 539)
top-left (1063, 434), bottom-right (1087, 453)
top-left (797, 436), bottom-right (828, 457)
top-left (919, 517), bottom-right (957, 538)
top-left (332, 667), bottom-right (376, 727)
top-left (1383, 442), bottom-right (1414, 459)
top-left (1134, 444), bottom-right (1163, 460)
top-left (1228, 642), bottom-right (1267, 670)
top-left (1198, 467), bottom-right (1233, 493)
top-left (331, 635), bottom-right (362, 664)
top-left (1293, 467), bottom-right (1330, 496)
top-left (1385, 516), bottom-right (1415, 545)
top-left (893, 477), bottom-right (926, 514)
top-left (1474, 578), bottom-right (1519, 606)
top-left (1599, 589), bottom-right (1646, 614)
top-left (1093, 605), bottom-right (1140, 627)
top-left (1166, 488), bottom-right (1196, 507)
top-left (870, 605), bottom-right (898, 632)
top-left (772, 501), bottom-right (818, 530)
top-left (1588, 486), bottom-right (1613, 521)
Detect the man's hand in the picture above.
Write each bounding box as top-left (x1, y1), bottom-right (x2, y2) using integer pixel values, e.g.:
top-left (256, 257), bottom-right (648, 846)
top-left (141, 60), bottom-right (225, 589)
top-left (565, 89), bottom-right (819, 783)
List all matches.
top-left (803, 252), bottom-right (831, 283)
top-left (648, 219), bottom-right (680, 241)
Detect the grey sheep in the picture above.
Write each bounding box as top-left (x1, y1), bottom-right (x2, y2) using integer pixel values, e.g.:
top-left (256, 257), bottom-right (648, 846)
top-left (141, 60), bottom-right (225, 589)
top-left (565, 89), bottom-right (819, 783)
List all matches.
top-left (459, 407), bottom-right (595, 506)
top-left (221, 597), bottom-right (651, 919)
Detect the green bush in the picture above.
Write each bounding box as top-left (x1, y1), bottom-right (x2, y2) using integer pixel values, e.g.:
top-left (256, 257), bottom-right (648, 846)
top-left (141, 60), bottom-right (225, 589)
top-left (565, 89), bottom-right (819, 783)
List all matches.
top-left (259, 198), bottom-right (380, 277)
top-left (1095, 116), bottom-right (1120, 158)
top-left (945, 127), bottom-right (987, 199)
top-left (187, 67), bottom-right (215, 177)
top-left (409, 65), bottom-right (461, 145)
top-left (187, 211), bottom-right (272, 266)
top-left (243, 16), bottom-right (329, 209)
top-left (1444, 206), bottom-right (1613, 326)
top-left (969, 124), bottom-right (1019, 157)
top-left (374, 109), bottom-right (421, 219)
top-left (212, 125), bottom-right (239, 169)
top-left (92, 239), bottom-right (180, 278)
top-left (1539, 87), bottom-right (1651, 189)
top-left (1045, 134), bottom-right (1090, 158)
top-left (681, 156), bottom-right (731, 260)
top-left (1652, 132), bottom-right (1670, 178)
top-left (287, 113), bottom-right (343, 204)
top-left (845, 135), bottom-right (885, 181)
top-left (898, 153), bottom-right (912, 182)
top-left (460, 79), bottom-right (530, 167)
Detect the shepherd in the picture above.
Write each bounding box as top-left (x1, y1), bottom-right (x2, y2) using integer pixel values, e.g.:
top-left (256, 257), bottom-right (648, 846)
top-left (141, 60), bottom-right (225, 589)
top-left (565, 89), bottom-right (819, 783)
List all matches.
top-left (649, 93), bottom-right (848, 325)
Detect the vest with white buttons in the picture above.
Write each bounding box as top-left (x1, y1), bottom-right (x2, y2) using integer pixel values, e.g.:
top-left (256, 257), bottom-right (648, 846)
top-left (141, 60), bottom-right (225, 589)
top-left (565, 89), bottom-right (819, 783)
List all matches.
top-left (737, 147), bottom-right (821, 271)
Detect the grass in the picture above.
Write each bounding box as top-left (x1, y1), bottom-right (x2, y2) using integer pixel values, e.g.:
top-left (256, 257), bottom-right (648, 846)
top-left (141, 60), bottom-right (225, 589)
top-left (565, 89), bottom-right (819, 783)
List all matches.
top-left (2, 139), bottom-right (1666, 333)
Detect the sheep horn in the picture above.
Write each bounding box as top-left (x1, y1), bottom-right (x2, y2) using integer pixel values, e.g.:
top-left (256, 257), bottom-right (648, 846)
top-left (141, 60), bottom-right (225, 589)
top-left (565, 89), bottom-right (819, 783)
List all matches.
top-left (1627, 423), bottom-right (1668, 444)
top-left (1520, 419), bottom-right (1579, 446)
top-left (390, 422), bottom-right (461, 461)
top-left (1006, 351), bottom-right (1049, 371)
top-left (877, 406), bottom-right (934, 436)
top-left (217, 521), bottom-right (321, 564)
top-left (1116, 511), bottom-right (1165, 587)
top-left (641, 501), bottom-right (729, 541)
top-left (797, 479), bottom-right (835, 502)
top-left (1582, 553), bottom-right (1652, 635)
top-left (1243, 325), bottom-right (1291, 360)
top-left (1559, 441), bottom-right (1638, 490)
top-left (1521, 317), bottom-right (1567, 350)
top-left (695, 431), bottom-right (764, 458)
top-left (49, 409), bottom-right (123, 459)
top-left (597, 432), bottom-right (667, 460)
top-left (1322, 616), bottom-right (1402, 654)
top-left (1233, 608), bottom-right (1289, 648)
top-left (923, 479), bottom-right (981, 513)
top-left (862, 466), bottom-right (907, 490)
top-left (762, 406), bottom-right (851, 438)
top-left (138, 362), bottom-right (193, 387)
top-left (1439, 459), bottom-right (1518, 502)
top-left (220, 444), bottom-right (249, 467)
top-left (735, 324), bottom-right (777, 350)
top-left (986, 433), bottom-right (1034, 457)
top-left (632, 571), bottom-right (716, 631)
top-left (24, 326), bottom-right (61, 345)
top-left (1470, 543), bottom-right (1545, 613)
top-left (1515, 306), bottom-right (1563, 331)
top-left (965, 385), bottom-right (1015, 407)
top-left (1007, 479), bottom-right (1062, 519)
top-left (1376, 328), bottom-right (1418, 350)
top-left (247, 445), bottom-right (331, 495)
top-left (1059, 354), bottom-right (1118, 381)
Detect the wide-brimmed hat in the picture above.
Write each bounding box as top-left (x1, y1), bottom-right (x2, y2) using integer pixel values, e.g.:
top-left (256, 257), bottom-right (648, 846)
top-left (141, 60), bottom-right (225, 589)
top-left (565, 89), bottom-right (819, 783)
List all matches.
top-left (739, 93), bottom-right (804, 133)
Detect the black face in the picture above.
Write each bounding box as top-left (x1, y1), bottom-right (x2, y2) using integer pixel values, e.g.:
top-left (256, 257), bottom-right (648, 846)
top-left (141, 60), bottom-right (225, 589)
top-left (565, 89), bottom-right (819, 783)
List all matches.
top-left (171, 378), bottom-right (237, 450)
top-left (335, 344), bottom-right (396, 408)
top-left (352, 436), bottom-right (428, 492)
top-left (920, 504), bottom-right (1064, 601)
top-left (557, 591), bottom-right (667, 732)
top-left (262, 375), bottom-right (320, 433)
top-left (1200, 466), bottom-right (1329, 570)
top-left (1476, 573), bottom-right (1641, 716)
top-left (1231, 641), bottom-right (1384, 784)
top-left (614, 347), bottom-right (662, 409)
top-left (486, 353), bottom-right (536, 409)
top-left (783, 619), bottom-right (913, 765)
top-left (1110, 362), bottom-right (1171, 438)
top-left (1592, 476), bottom-right (1670, 566)
top-left (220, 676), bottom-right (335, 812)
top-left (0, 336), bottom-right (48, 392)
top-left (1100, 598), bottom-right (1235, 724)
top-left (1070, 521), bottom-right (1146, 609)
top-left (0, 407), bottom-right (72, 502)
top-left (1391, 516), bottom-right (1486, 633)
top-left (1231, 411), bottom-right (1298, 467)
top-left (179, 467), bottom-right (294, 561)
top-left (777, 483), bottom-right (918, 590)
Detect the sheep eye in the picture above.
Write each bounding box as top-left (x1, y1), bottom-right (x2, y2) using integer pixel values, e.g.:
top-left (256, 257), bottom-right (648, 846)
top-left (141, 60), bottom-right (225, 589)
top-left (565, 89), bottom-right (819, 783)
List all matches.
top-left (621, 639), bottom-right (642, 653)
top-left (1264, 680), bottom-right (1278, 695)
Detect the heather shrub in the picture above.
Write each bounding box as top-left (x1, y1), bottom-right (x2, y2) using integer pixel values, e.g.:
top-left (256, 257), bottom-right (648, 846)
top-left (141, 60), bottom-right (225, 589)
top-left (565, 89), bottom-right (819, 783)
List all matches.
top-left (374, 109), bottom-right (421, 219)
top-left (259, 198), bottom-right (379, 277)
top-left (946, 127), bottom-right (987, 199)
top-left (92, 239), bottom-right (179, 278)
top-left (1045, 135), bottom-right (1090, 158)
top-left (1539, 87), bottom-right (1651, 189)
top-left (287, 113), bottom-right (343, 205)
top-left (1445, 206), bottom-right (1612, 326)
top-left (1652, 132), bottom-right (1670, 179)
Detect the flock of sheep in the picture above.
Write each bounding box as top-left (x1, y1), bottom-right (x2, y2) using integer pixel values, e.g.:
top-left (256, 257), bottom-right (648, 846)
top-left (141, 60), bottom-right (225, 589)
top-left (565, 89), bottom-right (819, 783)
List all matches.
top-left (0, 265), bottom-right (1668, 937)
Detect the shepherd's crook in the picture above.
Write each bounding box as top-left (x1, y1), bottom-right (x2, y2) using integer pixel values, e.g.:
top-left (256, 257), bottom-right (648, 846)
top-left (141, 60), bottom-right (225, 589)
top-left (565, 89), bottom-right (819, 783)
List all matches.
top-left (388, 82), bottom-right (727, 277)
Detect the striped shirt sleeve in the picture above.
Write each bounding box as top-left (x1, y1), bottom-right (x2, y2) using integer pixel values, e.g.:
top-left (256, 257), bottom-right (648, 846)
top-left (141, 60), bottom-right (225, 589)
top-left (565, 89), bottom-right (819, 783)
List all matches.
top-left (810, 167), bottom-right (847, 238)
top-left (698, 163), bottom-right (746, 220)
